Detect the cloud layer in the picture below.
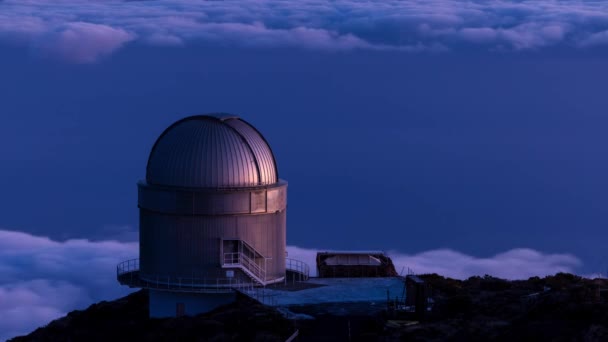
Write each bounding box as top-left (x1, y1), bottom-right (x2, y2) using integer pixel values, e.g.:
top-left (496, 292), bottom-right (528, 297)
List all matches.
top-left (33, 22), bottom-right (135, 63)
top-left (0, 230), bottom-right (137, 341)
top-left (0, 229), bottom-right (582, 340)
top-left (287, 246), bottom-right (582, 279)
top-left (388, 248), bottom-right (581, 280)
top-left (1, 0), bottom-right (608, 62)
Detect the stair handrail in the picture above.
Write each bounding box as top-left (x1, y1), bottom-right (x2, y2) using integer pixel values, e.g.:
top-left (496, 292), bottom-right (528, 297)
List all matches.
top-left (238, 239), bottom-right (269, 262)
top-left (223, 250), bottom-right (267, 283)
top-left (223, 252), bottom-right (264, 276)
top-left (222, 239), bottom-right (270, 284)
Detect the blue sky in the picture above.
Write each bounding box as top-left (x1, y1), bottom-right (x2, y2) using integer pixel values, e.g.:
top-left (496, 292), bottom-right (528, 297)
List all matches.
top-left (2, 0), bottom-right (608, 339)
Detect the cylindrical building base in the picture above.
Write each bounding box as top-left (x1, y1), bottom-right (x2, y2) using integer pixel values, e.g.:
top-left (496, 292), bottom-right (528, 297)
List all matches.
top-left (149, 290), bottom-right (236, 318)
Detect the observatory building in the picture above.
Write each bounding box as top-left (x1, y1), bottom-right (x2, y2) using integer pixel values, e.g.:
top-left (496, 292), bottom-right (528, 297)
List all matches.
top-left (117, 114), bottom-right (290, 317)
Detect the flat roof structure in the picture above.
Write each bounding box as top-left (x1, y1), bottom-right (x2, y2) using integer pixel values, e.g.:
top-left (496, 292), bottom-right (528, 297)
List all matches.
top-left (316, 251), bottom-right (398, 278)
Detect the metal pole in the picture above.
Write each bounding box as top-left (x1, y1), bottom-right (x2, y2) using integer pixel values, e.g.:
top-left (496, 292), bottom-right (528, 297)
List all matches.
top-left (348, 320), bottom-right (351, 342)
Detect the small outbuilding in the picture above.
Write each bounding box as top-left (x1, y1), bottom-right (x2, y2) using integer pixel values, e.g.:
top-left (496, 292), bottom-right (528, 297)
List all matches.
top-left (316, 251), bottom-right (398, 278)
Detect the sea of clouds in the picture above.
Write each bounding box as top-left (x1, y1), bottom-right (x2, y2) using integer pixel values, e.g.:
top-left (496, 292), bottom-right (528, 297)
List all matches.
top-left (1, 0), bottom-right (608, 62)
top-left (0, 229), bottom-right (137, 341)
top-left (0, 228), bottom-right (583, 341)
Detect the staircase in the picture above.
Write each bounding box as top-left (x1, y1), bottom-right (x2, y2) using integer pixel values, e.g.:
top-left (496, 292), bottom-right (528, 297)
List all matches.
top-left (222, 240), bottom-right (277, 286)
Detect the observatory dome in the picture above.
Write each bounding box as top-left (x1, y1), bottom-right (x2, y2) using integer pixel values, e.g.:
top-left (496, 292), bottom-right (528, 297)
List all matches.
top-left (146, 115), bottom-right (278, 188)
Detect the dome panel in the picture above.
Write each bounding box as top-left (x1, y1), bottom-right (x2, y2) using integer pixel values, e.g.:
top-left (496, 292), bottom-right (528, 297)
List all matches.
top-left (146, 115), bottom-right (278, 188)
top-left (223, 118), bottom-right (278, 185)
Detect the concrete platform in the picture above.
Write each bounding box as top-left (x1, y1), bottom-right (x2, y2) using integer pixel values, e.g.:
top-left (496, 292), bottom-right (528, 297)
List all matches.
top-left (242, 277), bottom-right (405, 309)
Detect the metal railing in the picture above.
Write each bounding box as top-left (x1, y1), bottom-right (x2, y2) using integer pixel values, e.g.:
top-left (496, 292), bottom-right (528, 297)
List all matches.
top-left (116, 254), bottom-right (309, 292)
top-left (137, 274), bottom-right (253, 292)
top-left (118, 272), bottom-right (255, 294)
top-left (223, 251), bottom-right (267, 284)
top-left (286, 258), bottom-right (310, 281)
top-left (117, 258), bottom-right (259, 293)
top-left (236, 286), bottom-right (281, 306)
top-left (117, 258), bottom-right (139, 276)
top-left (222, 239), bottom-right (271, 285)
